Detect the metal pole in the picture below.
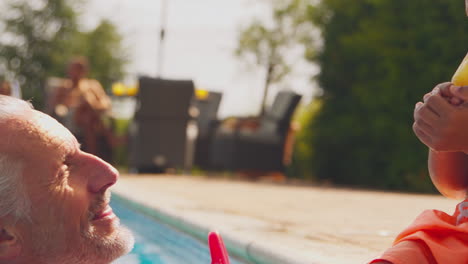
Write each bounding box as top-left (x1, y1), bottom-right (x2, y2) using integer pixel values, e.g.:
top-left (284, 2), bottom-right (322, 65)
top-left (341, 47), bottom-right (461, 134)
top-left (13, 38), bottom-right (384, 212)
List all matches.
top-left (157, 0), bottom-right (168, 77)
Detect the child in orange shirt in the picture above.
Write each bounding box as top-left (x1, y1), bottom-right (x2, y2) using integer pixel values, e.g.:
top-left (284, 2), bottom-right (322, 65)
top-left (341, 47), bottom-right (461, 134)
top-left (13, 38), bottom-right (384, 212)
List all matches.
top-left (369, 3), bottom-right (468, 263)
top-left (369, 82), bottom-right (468, 264)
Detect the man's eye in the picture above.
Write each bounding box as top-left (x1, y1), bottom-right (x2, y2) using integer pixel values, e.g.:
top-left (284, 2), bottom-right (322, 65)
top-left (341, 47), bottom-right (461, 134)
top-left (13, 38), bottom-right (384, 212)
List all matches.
top-left (59, 164), bottom-right (70, 179)
top-left (50, 164), bottom-right (70, 189)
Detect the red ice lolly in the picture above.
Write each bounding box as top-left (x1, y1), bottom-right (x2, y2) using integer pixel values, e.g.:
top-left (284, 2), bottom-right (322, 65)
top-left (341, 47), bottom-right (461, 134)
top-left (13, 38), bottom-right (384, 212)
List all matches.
top-left (208, 231), bottom-right (230, 264)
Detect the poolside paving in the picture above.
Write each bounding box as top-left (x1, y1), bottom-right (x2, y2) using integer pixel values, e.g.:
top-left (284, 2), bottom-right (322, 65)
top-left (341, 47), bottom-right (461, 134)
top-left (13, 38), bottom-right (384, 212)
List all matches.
top-left (112, 174), bottom-right (456, 264)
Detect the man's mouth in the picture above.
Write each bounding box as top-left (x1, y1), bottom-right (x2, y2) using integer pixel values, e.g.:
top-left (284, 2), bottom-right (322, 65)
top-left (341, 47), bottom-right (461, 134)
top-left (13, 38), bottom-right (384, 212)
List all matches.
top-left (92, 205), bottom-right (116, 221)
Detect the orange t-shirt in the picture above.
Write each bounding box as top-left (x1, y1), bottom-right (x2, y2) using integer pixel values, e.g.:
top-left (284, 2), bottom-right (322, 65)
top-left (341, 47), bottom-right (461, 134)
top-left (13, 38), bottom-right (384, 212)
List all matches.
top-left (370, 199), bottom-right (468, 264)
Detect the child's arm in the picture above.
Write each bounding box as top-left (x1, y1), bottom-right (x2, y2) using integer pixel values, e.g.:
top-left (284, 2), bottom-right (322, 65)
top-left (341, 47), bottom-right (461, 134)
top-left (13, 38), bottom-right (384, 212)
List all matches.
top-left (413, 83), bottom-right (468, 198)
top-left (429, 149), bottom-right (468, 199)
top-left (413, 84), bottom-right (468, 198)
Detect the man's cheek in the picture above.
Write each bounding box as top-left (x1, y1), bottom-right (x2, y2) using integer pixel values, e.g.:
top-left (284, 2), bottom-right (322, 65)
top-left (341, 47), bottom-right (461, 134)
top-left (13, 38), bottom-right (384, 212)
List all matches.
top-left (49, 189), bottom-right (88, 222)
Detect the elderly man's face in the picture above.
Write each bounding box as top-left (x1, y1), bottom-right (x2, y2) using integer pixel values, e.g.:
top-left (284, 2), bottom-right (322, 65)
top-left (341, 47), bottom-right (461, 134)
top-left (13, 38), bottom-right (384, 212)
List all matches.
top-left (3, 109), bottom-right (133, 263)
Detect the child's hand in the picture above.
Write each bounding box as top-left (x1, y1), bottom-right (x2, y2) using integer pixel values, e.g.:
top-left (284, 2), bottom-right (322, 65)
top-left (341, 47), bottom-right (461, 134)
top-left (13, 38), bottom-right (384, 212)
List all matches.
top-left (448, 84), bottom-right (468, 104)
top-left (424, 82), bottom-right (464, 106)
top-left (413, 82), bottom-right (468, 152)
top-left (208, 231), bottom-right (230, 264)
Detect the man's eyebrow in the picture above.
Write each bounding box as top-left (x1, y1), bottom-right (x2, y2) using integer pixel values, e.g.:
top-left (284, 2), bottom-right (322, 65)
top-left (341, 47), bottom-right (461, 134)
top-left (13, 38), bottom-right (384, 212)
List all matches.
top-left (62, 140), bottom-right (81, 163)
top-left (72, 138), bottom-right (81, 150)
top-left (60, 136), bottom-right (81, 158)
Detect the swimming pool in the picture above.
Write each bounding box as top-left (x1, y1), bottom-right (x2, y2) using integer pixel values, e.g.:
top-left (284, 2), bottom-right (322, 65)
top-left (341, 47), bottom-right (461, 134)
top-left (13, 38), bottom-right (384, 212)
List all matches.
top-left (112, 196), bottom-right (247, 264)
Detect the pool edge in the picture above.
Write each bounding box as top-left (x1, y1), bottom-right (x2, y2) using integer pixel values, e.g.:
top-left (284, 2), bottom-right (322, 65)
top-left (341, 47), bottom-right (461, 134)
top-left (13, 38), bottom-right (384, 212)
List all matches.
top-left (112, 192), bottom-right (308, 264)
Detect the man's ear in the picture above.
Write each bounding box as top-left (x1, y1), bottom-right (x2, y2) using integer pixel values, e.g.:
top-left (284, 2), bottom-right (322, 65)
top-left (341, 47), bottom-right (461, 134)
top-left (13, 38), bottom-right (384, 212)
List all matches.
top-left (0, 227), bottom-right (21, 260)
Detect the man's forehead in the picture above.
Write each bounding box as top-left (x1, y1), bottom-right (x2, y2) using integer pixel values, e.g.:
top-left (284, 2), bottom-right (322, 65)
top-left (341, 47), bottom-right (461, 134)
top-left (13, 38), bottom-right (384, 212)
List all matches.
top-left (0, 109), bottom-right (78, 155)
top-left (31, 110), bottom-right (78, 150)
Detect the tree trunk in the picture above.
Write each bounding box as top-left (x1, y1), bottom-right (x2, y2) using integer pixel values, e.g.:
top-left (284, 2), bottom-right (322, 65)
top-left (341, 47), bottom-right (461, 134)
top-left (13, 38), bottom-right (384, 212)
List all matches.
top-left (260, 62), bottom-right (274, 116)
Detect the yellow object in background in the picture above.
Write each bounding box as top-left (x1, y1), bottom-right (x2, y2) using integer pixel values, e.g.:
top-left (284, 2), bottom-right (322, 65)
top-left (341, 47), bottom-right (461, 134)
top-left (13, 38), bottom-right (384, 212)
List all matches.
top-left (112, 82), bottom-right (139, 96)
top-left (127, 84), bottom-right (139, 96)
top-left (452, 53), bottom-right (468, 86)
top-left (195, 89), bottom-right (209, 100)
top-left (112, 82), bottom-right (126, 96)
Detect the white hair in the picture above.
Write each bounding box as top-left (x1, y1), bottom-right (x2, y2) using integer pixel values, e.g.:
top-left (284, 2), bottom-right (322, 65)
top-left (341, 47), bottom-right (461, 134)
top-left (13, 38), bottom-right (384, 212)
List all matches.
top-left (0, 95), bottom-right (33, 221)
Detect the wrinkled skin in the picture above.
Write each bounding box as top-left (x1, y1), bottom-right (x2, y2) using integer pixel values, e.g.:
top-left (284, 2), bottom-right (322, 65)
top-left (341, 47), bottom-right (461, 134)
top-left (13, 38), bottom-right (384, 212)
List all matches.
top-left (0, 103), bottom-right (134, 264)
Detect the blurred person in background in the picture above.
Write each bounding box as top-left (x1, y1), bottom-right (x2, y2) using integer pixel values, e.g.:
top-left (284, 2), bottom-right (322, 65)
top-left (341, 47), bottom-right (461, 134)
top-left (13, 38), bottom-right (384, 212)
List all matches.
top-left (0, 80), bottom-right (11, 96)
top-left (0, 79), bottom-right (21, 98)
top-left (47, 57), bottom-right (114, 162)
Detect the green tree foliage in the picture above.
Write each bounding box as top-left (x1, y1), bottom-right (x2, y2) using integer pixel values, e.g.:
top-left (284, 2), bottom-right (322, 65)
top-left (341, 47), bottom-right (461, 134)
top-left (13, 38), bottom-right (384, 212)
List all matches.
top-left (287, 99), bottom-right (322, 180)
top-left (74, 20), bottom-right (128, 91)
top-left (0, 0), bottom-right (127, 108)
top-left (236, 0), bottom-right (312, 115)
top-left (0, 0), bottom-right (80, 108)
top-left (302, 0), bottom-right (468, 191)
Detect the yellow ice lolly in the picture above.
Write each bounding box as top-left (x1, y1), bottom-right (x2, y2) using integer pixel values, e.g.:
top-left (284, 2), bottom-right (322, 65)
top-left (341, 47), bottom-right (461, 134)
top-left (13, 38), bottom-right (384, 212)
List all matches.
top-left (452, 53), bottom-right (468, 86)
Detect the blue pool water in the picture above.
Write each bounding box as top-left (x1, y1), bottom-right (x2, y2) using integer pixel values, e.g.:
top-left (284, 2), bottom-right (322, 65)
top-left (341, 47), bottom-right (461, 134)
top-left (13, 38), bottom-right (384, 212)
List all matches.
top-left (112, 198), bottom-right (247, 264)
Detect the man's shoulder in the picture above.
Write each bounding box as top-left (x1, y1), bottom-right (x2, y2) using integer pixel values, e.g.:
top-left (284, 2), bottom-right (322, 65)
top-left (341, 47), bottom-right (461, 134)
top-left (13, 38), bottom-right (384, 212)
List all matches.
top-left (55, 80), bottom-right (72, 94)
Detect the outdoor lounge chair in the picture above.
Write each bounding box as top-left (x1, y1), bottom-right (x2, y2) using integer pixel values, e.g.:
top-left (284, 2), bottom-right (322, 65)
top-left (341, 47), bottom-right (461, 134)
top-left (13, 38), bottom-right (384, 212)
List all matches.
top-left (129, 77), bottom-right (194, 172)
top-left (210, 90), bottom-right (302, 172)
top-left (192, 91), bottom-right (223, 169)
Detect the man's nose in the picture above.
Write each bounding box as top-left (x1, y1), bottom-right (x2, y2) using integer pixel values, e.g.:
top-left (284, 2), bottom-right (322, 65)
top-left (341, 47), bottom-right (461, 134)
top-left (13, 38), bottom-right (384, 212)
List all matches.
top-left (83, 153), bottom-right (119, 193)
